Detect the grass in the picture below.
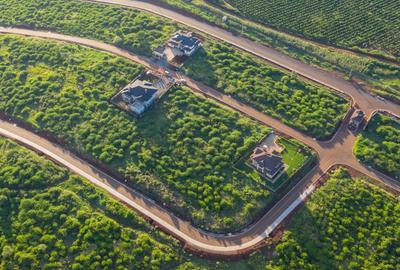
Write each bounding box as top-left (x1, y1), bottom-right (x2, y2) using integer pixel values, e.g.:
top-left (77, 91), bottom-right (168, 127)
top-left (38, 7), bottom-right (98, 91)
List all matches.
top-left (234, 137), bottom-right (312, 191)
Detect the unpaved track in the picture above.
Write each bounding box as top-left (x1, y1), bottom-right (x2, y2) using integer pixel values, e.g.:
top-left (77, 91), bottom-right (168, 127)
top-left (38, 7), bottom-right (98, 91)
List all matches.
top-left (0, 27), bottom-right (399, 256)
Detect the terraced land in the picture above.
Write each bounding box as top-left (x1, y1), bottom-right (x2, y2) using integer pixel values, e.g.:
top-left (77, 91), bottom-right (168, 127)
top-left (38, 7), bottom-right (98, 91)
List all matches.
top-left (0, 34), bottom-right (288, 232)
top-left (0, 0), bottom-right (350, 139)
top-left (354, 113), bottom-right (400, 179)
top-left (211, 0), bottom-right (400, 60)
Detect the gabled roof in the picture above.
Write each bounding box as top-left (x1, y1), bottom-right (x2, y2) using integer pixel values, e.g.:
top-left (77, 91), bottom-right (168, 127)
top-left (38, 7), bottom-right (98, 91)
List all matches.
top-left (251, 148), bottom-right (284, 176)
top-left (122, 80), bottom-right (158, 103)
top-left (169, 31), bottom-right (201, 49)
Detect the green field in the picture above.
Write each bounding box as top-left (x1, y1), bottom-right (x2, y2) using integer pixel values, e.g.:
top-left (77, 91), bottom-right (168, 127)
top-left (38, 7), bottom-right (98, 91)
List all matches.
top-left (0, 0), bottom-right (349, 139)
top-left (211, 0), bottom-right (400, 60)
top-left (0, 34), bottom-right (295, 232)
top-left (354, 113), bottom-right (400, 178)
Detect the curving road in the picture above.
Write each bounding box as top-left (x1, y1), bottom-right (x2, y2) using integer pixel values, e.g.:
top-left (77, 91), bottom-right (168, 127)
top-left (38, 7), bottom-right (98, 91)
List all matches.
top-left (87, 0), bottom-right (400, 115)
top-left (0, 27), bottom-right (399, 256)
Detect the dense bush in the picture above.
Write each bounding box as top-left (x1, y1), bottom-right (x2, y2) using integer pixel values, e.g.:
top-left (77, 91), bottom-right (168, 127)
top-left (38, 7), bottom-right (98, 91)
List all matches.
top-left (0, 0), bottom-right (178, 56)
top-left (354, 113), bottom-right (400, 178)
top-left (0, 0), bottom-right (349, 138)
top-left (1, 144), bottom-right (397, 269)
top-left (266, 169), bottom-right (400, 269)
top-left (184, 41), bottom-right (349, 138)
top-left (0, 35), bottom-right (274, 231)
top-left (211, 0), bottom-right (400, 59)
top-left (0, 138), bottom-right (180, 270)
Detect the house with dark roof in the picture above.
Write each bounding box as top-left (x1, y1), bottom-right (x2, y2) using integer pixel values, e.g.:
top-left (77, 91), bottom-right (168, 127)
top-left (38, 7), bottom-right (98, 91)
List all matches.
top-left (167, 30), bottom-right (202, 56)
top-left (121, 80), bottom-right (158, 115)
top-left (251, 147), bottom-right (284, 179)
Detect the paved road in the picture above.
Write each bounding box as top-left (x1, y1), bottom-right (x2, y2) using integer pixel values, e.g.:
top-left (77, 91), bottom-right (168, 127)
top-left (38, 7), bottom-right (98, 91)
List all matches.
top-left (0, 27), bottom-right (399, 256)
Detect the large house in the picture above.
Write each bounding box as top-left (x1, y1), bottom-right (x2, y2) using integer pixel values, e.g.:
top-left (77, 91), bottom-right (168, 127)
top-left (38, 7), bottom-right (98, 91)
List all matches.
top-left (167, 31), bottom-right (202, 56)
top-left (121, 80), bottom-right (158, 115)
top-left (153, 30), bottom-right (202, 63)
top-left (251, 147), bottom-right (284, 179)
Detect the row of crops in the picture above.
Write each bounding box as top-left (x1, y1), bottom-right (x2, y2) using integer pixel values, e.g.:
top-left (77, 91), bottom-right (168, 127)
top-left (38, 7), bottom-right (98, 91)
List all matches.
top-left (211, 0), bottom-right (400, 59)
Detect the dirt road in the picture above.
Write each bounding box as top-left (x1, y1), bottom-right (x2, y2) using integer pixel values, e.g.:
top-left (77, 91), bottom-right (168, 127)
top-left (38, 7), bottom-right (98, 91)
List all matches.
top-left (0, 27), bottom-right (398, 256)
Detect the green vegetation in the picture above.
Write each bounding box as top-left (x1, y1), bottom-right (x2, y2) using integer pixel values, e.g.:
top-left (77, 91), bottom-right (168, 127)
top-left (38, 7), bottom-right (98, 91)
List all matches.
top-left (211, 0), bottom-right (400, 60)
top-left (235, 138), bottom-right (312, 191)
top-left (1, 142), bottom-right (397, 269)
top-left (0, 0), bottom-right (349, 138)
top-left (0, 137), bottom-right (184, 269)
top-left (0, 0), bottom-right (178, 56)
top-left (354, 113), bottom-right (400, 178)
top-left (184, 41), bottom-right (349, 139)
top-left (266, 168), bottom-right (400, 269)
top-left (0, 34), bottom-right (286, 232)
top-left (0, 137), bottom-right (269, 270)
top-left (157, 0), bottom-right (400, 103)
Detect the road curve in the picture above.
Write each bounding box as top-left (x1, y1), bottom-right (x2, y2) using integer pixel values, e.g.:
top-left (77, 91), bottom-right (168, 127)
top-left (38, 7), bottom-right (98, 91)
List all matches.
top-left (0, 28), bottom-right (399, 256)
top-left (87, 0), bottom-right (400, 117)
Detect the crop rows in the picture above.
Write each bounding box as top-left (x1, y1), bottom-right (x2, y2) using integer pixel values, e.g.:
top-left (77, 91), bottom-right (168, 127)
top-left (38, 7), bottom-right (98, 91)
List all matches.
top-left (216, 0), bottom-right (400, 58)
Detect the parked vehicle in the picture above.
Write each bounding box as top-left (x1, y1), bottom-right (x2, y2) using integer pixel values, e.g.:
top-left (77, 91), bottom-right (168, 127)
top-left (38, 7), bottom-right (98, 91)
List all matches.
top-left (348, 110), bottom-right (365, 131)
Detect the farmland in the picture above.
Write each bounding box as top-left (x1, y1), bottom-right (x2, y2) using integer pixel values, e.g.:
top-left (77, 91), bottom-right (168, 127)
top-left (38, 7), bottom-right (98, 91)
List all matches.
top-left (0, 34), bottom-right (292, 232)
top-left (354, 113), bottom-right (400, 178)
top-left (0, 0), bottom-right (349, 139)
top-left (210, 0), bottom-right (400, 60)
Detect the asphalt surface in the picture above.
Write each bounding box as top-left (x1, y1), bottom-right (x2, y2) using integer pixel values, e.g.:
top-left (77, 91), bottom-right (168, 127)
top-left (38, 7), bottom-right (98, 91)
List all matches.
top-left (0, 27), bottom-right (399, 256)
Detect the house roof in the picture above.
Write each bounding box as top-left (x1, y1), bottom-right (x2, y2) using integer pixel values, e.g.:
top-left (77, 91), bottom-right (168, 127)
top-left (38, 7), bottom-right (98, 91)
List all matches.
top-left (252, 148), bottom-right (284, 176)
top-left (154, 46), bottom-right (165, 54)
top-left (169, 31), bottom-right (201, 49)
top-left (122, 80), bottom-right (158, 103)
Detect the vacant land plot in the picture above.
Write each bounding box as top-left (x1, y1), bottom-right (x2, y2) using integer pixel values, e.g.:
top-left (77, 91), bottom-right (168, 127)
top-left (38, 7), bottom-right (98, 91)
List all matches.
top-left (0, 137), bottom-right (184, 269)
top-left (0, 34), bottom-right (300, 232)
top-left (354, 113), bottom-right (400, 178)
top-left (2, 140), bottom-right (396, 269)
top-left (211, 0), bottom-right (400, 60)
top-left (0, 0), bottom-right (178, 56)
top-left (266, 168), bottom-right (400, 269)
top-left (184, 41), bottom-right (349, 139)
top-left (0, 0), bottom-right (349, 139)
